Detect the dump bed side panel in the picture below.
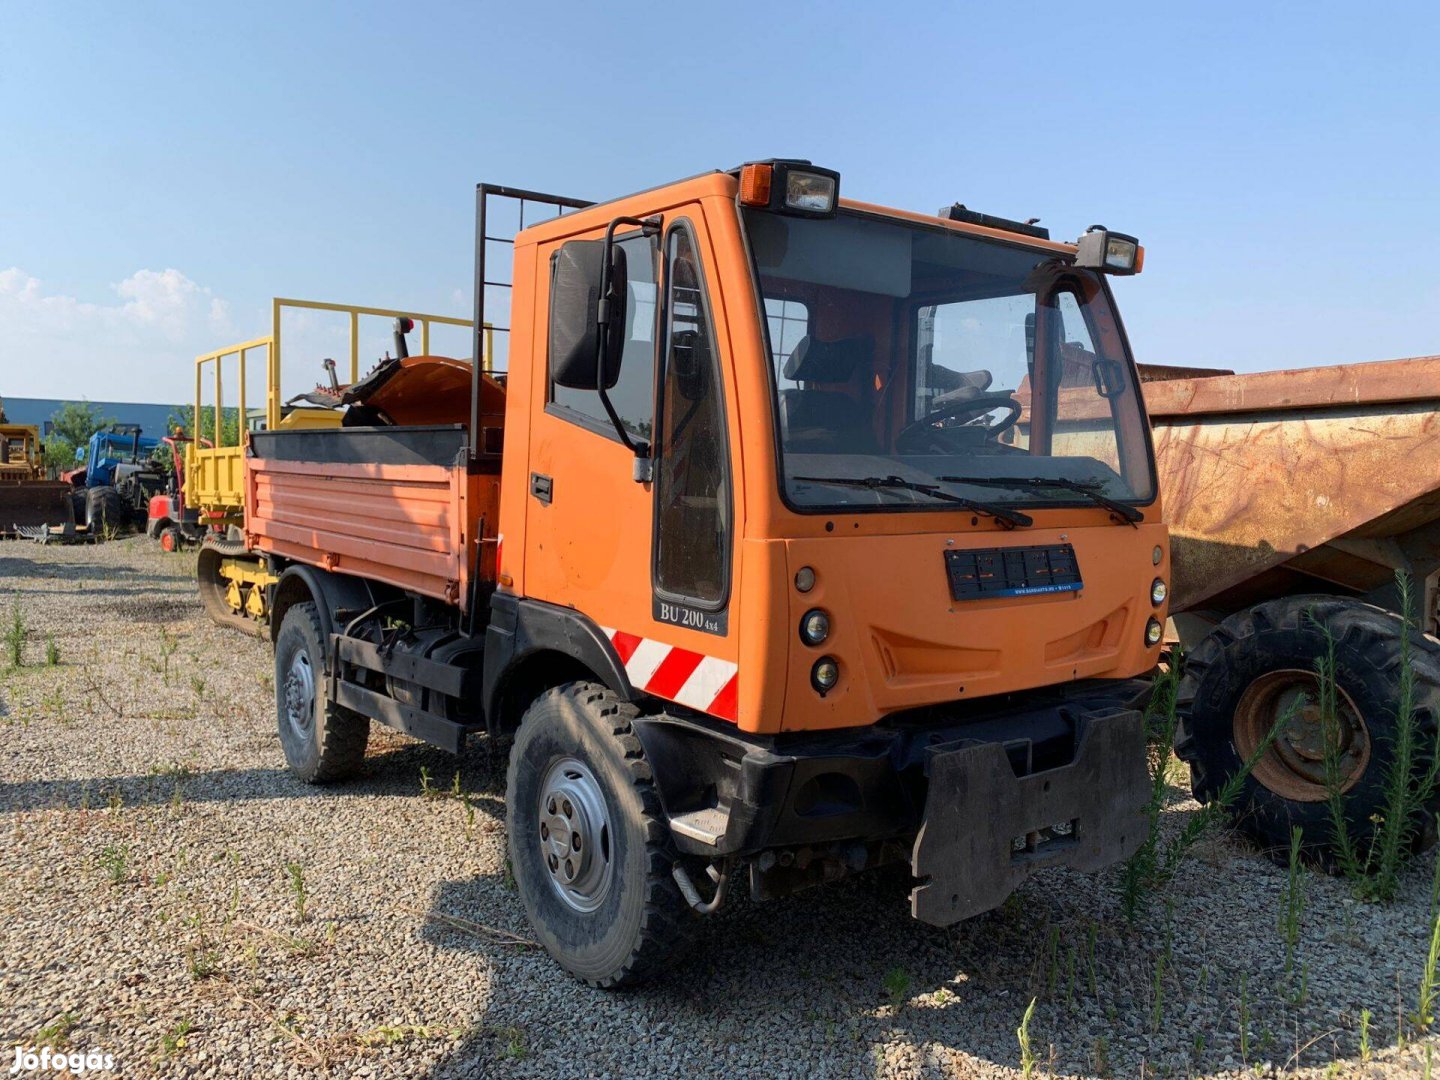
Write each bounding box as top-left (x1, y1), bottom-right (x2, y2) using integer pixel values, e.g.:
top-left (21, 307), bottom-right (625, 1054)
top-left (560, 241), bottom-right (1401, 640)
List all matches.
top-left (246, 425), bottom-right (497, 607)
top-left (1145, 356), bottom-right (1440, 615)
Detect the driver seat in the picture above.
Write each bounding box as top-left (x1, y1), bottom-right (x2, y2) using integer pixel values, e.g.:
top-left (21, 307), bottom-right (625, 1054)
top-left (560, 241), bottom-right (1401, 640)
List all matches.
top-left (779, 335), bottom-right (878, 454)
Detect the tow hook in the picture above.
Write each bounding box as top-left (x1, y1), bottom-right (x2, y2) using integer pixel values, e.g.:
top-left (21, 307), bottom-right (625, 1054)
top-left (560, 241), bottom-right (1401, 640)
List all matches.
top-left (672, 861), bottom-right (732, 915)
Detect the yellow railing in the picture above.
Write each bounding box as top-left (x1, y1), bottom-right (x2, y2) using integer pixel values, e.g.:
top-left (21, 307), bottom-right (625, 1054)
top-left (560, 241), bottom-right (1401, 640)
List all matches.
top-left (187, 298), bottom-right (479, 515)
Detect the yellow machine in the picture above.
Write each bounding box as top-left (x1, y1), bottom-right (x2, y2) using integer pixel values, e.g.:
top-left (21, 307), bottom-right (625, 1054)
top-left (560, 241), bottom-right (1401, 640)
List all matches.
top-left (0, 423), bottom-right (74, 534)
top-left (188, 298), bottom-right (473, 633)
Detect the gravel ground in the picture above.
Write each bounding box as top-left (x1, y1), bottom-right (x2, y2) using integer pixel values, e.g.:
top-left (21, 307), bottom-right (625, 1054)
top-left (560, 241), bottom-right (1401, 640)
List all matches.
top-left (1, 537), bottom-right (1438, 1079)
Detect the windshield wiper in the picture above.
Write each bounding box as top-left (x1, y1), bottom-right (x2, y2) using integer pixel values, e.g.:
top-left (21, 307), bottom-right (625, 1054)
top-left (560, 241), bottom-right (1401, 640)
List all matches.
top-left (936, 475), bottom-right (1144, 526)
top-left (792, 475), bottom-right (1033, 528)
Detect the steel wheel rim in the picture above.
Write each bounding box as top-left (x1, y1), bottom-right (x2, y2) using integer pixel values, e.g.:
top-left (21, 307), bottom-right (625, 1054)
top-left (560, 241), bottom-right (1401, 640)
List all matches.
top-left (1233, 668), bottom-right (1371, 803)
top-left (537, 756), bottom-right (613, 913)
top-left (283, 651), bottom-right (316, 743)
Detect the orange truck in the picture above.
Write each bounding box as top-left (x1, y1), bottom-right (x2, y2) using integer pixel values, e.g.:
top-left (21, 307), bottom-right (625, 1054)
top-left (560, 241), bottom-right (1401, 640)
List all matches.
top-left (248, 163), bottom-right (1168, 986)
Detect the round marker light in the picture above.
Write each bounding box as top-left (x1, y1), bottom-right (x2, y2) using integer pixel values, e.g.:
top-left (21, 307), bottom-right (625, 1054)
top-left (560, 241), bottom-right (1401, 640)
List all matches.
top-left (1146, 618), bottom-right (1164, 647)
top-left (800, 608), bottom-right (831, 646)
top-left (811, 657), bottom-right (840, 694)
top-left (1151, 578), bottom-right (1168, 606)
top-left (794, 566), bottom-right (816, 593)
top-left (1152, 545), bottom-right (1164, 566)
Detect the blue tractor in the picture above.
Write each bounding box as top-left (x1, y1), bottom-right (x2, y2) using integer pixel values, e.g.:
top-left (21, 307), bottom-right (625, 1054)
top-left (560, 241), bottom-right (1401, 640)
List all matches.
top-left (64, 424), bottom-right (165, 532)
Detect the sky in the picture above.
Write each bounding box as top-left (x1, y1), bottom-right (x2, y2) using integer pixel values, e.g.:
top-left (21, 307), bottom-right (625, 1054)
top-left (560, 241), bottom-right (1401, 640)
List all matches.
top-left (3, 0), bottom-right (1439, 406)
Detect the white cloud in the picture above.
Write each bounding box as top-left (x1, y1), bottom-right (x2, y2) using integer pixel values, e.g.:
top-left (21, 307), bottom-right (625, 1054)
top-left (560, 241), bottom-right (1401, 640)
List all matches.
top-left (0, 267), bottom-right (235, 401)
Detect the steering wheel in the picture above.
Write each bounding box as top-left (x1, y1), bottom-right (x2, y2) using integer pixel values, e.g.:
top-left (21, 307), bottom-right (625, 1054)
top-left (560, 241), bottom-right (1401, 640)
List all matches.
top-left (896, 391), bottom-right (1022, 453)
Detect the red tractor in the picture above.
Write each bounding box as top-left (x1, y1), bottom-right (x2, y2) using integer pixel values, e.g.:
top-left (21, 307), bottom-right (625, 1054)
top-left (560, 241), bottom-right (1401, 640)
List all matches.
top-left (145, 432), bottom-right (209, 551)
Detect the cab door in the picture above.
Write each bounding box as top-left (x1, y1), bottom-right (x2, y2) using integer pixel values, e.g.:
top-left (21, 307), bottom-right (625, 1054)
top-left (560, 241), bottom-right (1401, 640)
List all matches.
top-left (524, 211), bottom-right (741, 722)
top-left (523, 227), bottom-right (660, 631)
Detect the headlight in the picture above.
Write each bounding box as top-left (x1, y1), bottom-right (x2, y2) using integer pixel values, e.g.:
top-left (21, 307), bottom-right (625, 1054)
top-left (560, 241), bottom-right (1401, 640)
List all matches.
top-left (794, 566), bottom-right (816, 593)
top-left (785, 170), bottom-right (837, 214)
top-left (1151, 579), bottom-right (1168, 606)
top-left (1145, 618), bottom-right (1164, 647)
top-left (811, 656), bottom-right (840, 694)
top-left (1075, 226), bottom-right (1142, 275)
top-left (800, 608), bottom-right (831, 646)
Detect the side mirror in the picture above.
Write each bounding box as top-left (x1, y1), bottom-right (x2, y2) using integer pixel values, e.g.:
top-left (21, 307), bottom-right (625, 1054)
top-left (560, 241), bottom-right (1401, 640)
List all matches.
top-left (550, 240), bottom-right (628, 391)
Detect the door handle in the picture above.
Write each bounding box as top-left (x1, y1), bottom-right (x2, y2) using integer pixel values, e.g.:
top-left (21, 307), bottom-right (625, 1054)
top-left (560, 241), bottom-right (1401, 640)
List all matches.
top-left (530, 472), bottom-right (553, 505)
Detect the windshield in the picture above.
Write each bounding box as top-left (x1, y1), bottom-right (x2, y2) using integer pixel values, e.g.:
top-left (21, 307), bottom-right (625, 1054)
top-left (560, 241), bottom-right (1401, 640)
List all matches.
top-left (743, 208), bottom-right (1156, 513)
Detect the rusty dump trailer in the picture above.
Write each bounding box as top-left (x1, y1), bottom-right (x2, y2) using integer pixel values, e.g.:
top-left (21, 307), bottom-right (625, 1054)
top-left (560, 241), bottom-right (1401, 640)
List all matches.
top-left (1145, 356), bottom-right (1440, 863)
top-left (1147, 356), bottom-right (1440, 635)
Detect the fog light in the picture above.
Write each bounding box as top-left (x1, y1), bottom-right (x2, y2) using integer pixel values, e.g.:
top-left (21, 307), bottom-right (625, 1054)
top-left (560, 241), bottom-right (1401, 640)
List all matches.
top-left (1146, 618), bottom-right (1164, 647)
top-left (795, 566), bottom-right (816, 593)
top-left (1151, 578), bottom-right (1168, 606)
top-left (1052, 820), bottom-right (1073, 836)
top-left (800, 608), bottom-right (830, 646)
top-left (811, 657), bottom-right (839, 694)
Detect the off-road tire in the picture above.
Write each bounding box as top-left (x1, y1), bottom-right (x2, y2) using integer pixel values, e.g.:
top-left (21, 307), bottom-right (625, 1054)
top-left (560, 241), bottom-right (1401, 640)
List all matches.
top-left (159, 525), bottom-right (183, 552)
top-left (85, 485), bottom-right (126, 534)
top-left (273, 602), bottom-right (369, 783)
top-left (1176, 595), bottom-right (1440, 868)
top-left (506, 681), bottom-right (694, 988)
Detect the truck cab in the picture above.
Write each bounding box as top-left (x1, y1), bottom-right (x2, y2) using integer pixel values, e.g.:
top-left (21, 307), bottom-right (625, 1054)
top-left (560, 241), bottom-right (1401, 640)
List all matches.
top-left (251, 161), bottom-right (1167, 987)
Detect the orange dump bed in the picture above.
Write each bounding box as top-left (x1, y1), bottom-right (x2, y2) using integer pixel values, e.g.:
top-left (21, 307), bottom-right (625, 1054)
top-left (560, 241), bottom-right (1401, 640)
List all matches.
top-left (245, 424), bottom-right (500, 608)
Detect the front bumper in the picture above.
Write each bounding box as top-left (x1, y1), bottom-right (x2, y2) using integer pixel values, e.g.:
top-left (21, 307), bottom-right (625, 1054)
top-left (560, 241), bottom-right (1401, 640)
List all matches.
top-left (633, 679), bottom-right (1151, 922)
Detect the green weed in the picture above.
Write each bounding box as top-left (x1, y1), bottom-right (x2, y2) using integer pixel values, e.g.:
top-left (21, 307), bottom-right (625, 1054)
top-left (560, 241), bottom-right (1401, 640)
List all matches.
top-left (1017, 997), bottom-right (1038, 1079)
top-left (35, 1012), bottom-right (77, 1049)
top-left (882, 966), bottom-right (911, 1010)
top-left (1120, 659), bottom-right (1285, 919)
top-left (44, 636), bottom-right (60, 666)
top-left (98, 843), bottom-right (129, 884)
top-left (5, 604), bottom-right (25, 667)
top-left (1360, 1007), bottom-right (1372, 1061)
top-left (158, 1019), bottom-right (192, 1059)
top-left (1319, 574), bottom-right (1440, 902)
top-left (1280, 826), bottom-right (1306, 974)
top-left (284, 861), bottom-right (308, 923)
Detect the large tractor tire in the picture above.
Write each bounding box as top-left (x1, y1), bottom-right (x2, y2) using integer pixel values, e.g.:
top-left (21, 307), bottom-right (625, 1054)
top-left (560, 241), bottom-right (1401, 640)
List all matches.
top-left (1176, 595), bottom-right (1440, 868)
top-left (507, 682), bottom-right (694, 988)
top-left (274, 601), bottom-right (369, 783)
top-left (197, 532), bottom-right (267, 637)
top-left (84, 485), bottom-right (127, 535)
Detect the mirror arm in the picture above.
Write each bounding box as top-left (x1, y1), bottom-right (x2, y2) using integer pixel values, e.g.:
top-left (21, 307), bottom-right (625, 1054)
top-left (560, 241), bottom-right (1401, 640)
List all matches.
top-left (595, 214), bottom-right (662, 477)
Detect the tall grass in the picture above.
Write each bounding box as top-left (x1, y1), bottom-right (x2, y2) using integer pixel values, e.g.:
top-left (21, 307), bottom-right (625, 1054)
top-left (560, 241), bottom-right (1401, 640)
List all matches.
top-left (1318, 573), bottom-right (1440, 902)
top-left (1120, 657), bottom-right (1285, 920)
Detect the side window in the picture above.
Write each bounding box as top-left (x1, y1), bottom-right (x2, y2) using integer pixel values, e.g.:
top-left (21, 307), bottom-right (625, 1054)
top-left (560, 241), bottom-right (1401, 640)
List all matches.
top-left (1049, 289), bottom-right (1122, 471)
top-left (549, 232), bottom-right (658, 440)
top-left (765, 297), bottom-right (810, 390)
top-left (654, 225), bottom-right (730, 609)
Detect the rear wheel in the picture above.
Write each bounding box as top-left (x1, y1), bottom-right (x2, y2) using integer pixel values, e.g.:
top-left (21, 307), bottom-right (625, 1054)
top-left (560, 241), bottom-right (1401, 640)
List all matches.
top-left (85, 485), bottom-right (126, 534)
top-left (274, 601), bottom-right (369, 783)
top-left (1176, 596), bottom-right (1440, 867)
top-left (159, 525), bottom-right (183, 552)
top-left (506, 682), bottom-right (693, 988)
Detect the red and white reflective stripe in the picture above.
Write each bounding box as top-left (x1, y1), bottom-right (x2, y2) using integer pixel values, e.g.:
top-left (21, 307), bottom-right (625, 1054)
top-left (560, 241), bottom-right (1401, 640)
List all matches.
top-left (599, 626), bottom-right (739, 722)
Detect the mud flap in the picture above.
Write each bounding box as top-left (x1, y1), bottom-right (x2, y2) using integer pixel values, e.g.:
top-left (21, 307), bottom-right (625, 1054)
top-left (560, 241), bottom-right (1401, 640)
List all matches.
top-left (910, 707), bottom-right (1149, 925)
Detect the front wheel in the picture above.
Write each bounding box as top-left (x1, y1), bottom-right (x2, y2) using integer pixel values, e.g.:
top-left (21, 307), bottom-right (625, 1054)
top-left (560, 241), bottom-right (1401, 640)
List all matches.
top-left (506, 682), bottom-right (693, 988)
top-left (1176, 596), bottom-right (1440, 868)
top-left (273, 601), bottom-right (369, 783)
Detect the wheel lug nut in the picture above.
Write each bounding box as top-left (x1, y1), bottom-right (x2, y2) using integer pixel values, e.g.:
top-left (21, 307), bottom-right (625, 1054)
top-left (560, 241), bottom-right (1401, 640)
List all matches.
top-left (564, 859), bottom-right (574, 878)
top-left (572, 833), bottom-right (581, 851)
top-left (548, 854), bottom-right (558, 871)
top-left (547, 798), bottom-right (557, 815)
top-left (540, 823), bottom-right (549, 840)
top-left (562, 799), bottom-right (573, 817)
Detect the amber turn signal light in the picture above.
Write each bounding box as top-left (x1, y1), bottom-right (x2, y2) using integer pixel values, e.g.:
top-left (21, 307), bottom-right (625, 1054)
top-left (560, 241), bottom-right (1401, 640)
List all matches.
top-left (739, 163), bottom-right (773, 207)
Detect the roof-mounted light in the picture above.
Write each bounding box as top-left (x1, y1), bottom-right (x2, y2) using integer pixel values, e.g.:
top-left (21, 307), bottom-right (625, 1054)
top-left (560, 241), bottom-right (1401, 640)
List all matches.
top-left (738, 160), bottom-right (840, 218)
top-left (1075, 226), bottom-right (1144, 275)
